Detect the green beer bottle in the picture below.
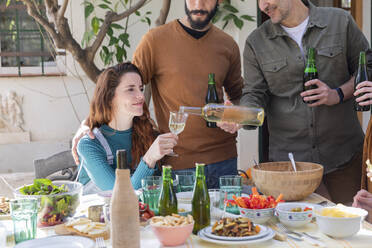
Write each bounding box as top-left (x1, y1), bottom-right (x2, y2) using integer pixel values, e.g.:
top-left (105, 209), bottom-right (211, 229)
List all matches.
top-left (158, 165), bottom-right (178, 216)
top-left (191, 163), bottom-right (210, 234)
top-left (354, 51), bottom-right (370, 111)
top-left (303, 48), bottom-right (318, 104)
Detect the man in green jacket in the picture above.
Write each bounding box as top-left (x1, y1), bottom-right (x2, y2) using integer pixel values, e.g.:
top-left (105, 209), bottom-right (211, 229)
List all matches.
top-left (240, 0), bottom-right (369, 203)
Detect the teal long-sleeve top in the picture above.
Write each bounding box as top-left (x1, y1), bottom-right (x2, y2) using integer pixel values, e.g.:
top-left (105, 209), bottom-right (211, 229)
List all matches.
top-left (77, 124), bottom-right (155, 190)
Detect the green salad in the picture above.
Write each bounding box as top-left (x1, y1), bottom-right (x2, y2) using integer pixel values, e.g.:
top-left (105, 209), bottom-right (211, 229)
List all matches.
top-left (20, 179), bottom-right (80, 226)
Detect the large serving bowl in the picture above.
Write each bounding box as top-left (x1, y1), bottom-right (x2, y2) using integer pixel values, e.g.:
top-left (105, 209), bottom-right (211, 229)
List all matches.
top-left (275, 202), bottom-right (315, 228)
top-left (150, 221), bottom-right (194, 246)
top-left (315, 205), bottom-right (368, 238)
top-left (14, 180), bottom-right (82, 227)
top-left (251, 162), bottom-right (323, 201)
top-left (238, 207), bottom-right (274, 224)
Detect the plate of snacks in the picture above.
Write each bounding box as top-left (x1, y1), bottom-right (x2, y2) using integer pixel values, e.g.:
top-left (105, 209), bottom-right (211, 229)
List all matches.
top-left (198, 217), bottom-right (275, 245)
top-left (202, 217), bottom-right (270, 241)
top-left (0, 196), bottom-right (10, 220)
top-left (150, 214), bottom-right (194, 246)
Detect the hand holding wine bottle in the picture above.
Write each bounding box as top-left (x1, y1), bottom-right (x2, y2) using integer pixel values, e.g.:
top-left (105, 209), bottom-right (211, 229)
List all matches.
top-left (216, 100), bottom-right (242, 134)
top-left (354, 81), bottom-right (372, 107)
top-left (300, 79), bottom-right (340, 106)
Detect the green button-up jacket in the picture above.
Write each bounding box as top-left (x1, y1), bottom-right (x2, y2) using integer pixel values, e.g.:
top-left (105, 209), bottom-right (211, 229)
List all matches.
top-left (241, 1), bottom-right (369, 173)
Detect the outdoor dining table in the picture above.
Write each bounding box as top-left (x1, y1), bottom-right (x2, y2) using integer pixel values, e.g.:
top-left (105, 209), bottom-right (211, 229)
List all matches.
top-left (2, 192), bottom-right (372, 248)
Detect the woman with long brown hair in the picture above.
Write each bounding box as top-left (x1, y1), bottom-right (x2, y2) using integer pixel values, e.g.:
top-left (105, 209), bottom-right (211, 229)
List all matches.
top-left (77, 62), bottom-right (178, 192)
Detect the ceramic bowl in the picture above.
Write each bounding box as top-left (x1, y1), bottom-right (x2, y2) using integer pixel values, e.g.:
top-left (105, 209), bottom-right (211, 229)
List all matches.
top-left (315, 205), bottom-right (368, 238)
top-left (275, 202), bottom-right (314, 228)
top-left (238, 207), bottom-right (274, 224)
top-left (150, 221), bottom-right (194, 246)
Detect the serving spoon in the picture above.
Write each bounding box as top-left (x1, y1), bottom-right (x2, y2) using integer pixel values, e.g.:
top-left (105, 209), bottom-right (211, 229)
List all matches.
top-left (288, 152), bottom-right (297, 172)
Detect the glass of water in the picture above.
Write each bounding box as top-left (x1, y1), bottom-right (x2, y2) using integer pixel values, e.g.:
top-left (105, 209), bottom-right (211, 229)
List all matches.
top-left (141, 176), bottom-right (162, 215)
top-left (10, 198), bottom-right (38, 244)
top-left (175, 171), bottom-right (195, 192)
top-left (219, 175), bottom-right (242, 215)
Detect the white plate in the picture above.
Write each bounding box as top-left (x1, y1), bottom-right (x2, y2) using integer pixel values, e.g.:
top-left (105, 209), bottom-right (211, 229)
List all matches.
top-left (14, 235), bottom-right (95, 248)
top-left (202, 224), bottom-right (270, 241)
top-left (198, 227), bottom-right (275, 245)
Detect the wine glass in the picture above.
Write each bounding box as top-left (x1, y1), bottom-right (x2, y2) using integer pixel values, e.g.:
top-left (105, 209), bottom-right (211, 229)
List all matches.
top-left (168, 111), bottom-right (188, 156)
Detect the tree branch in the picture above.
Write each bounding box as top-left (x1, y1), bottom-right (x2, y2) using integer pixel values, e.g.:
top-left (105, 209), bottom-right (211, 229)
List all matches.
top-left (58, 0), bottom-right (69, 21)
top-left (155, 0), bottom-right (171, 26)
top-left (88, 0), bottom-right (147, 60)
top-left (21, 0), bottom-right (63, 48)
top-left (112, 0), bottom-right (147, 22)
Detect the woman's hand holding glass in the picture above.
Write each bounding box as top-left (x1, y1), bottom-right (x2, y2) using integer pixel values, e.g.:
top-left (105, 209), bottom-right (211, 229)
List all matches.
top-left (143, 133), bottom-right (178, 167)
top-left (168, 111), bottom-right (188, 156)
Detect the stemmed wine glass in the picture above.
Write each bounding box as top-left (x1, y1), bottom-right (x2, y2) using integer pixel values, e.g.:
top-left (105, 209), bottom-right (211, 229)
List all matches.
top-left (168, 111), bottom-right (188, 156)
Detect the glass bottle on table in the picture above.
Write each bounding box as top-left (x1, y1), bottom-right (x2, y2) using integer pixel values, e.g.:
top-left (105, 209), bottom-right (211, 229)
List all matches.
top-left (205, 73), bottom-right (220, 128)
top-left (179, 104), bottom-right (264, 126)
top-left (191, 163), bottom-right (210, 235)
top-left (110, 149), bottom-right (140, 248)
top-left (354, 51), bottom-right (370, 111)
top-left (158, 165), bottom-right (178, 216)
top-left (303, 47), bottom-right (318, 104)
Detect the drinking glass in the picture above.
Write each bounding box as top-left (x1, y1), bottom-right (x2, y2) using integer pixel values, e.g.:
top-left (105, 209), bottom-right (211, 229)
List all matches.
top-left (141, 176), bottom-right (162, 215)
top-left (10, 198), bottom-right (38, 244)
top-left (175, 171), bottom-right (195, 192)
top-left (168, 111), bottom-right (188, 156)
top-left (208, 189), bottom-right (221, 221)
top-left (219, 175), bottom-right (242, 215)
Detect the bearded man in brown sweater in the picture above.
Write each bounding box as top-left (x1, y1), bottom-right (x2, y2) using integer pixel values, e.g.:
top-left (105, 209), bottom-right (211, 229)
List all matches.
top-left (72, 0), bottom-right (245, 189)
top-left (132, 0), bottom-right (244, 188)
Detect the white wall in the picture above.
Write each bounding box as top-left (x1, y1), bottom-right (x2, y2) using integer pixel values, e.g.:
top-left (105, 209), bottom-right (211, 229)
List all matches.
top-left (0, 1), bottom-right (259, 173)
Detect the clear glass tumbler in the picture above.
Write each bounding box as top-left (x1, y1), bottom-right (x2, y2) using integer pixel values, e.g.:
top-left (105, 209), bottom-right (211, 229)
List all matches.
top-left (10, 198), bottom-right (38, 244)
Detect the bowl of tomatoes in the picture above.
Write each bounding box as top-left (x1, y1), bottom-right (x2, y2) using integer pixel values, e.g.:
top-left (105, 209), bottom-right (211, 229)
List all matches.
top-left (233, 187), bottom-right (283, 224)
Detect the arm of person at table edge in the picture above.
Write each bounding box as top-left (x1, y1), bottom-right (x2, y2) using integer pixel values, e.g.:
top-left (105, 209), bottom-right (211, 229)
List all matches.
top-left (77, 134), bottom-right (177, 190)
top-left (77, 139), bottom-right (155, 191)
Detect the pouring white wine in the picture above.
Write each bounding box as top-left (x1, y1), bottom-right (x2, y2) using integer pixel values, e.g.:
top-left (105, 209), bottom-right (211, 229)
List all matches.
top-left (179, 103), bottom-right (264, 126)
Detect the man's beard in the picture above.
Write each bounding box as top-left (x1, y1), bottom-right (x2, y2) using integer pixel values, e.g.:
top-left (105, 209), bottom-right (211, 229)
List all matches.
top-left (185, 1), bottom-right (219, 30)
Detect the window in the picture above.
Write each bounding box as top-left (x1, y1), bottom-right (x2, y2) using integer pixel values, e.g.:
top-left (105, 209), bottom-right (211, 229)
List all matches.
top-left (0, 0), bottom-right (65, 76)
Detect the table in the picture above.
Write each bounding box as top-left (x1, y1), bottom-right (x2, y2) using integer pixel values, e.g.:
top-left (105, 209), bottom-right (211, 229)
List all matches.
top-left (3, 193), bottom-right (372, 247)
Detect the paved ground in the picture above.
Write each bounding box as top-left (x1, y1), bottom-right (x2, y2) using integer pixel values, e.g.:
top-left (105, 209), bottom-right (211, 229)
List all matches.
top-left (0, 172), bottom-right (34, 198)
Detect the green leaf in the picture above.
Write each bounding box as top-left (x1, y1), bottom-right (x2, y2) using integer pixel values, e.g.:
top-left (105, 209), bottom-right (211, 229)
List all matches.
top-left (223, 3), bottom-right (238, 13)
top-left (98, 4), bottom-right (112, 11)
top-left (135, 10), bottom-right (140, 16)
top-left (110, 23), bottom-right (124, 29)
top-left (222, 20), bottom-right (229, 30)
top-left (85, 3), bottom-right (94, 18)
top-left (146, 11), bottom-right (152, 15)
top-left (102, 0), bottom-right (112, 4)
top-left (141, 17), bottom-right (151, 26)
top-left (91, 17), bottom-right (100, 35)
top-left (108, 36), bottom-right (118, 46)
top-left (119, 33), bottom-right (130, 47)
top-left (240, 15), bottom-right (255, 22)
top-left (107, 27), bottom-right (113, 36)
top-left (233, 16), bottom-right (243, 30)
top-left (222, 13), bottom-right (236, 22)
top-left (6, 0), bottom-right (11, 7)
top-left (102, 46), bottom-right (109, 54)
top-left (81, 30), bottom-right (94, 47)
top-left (116, 46), bottom-right (124, 63)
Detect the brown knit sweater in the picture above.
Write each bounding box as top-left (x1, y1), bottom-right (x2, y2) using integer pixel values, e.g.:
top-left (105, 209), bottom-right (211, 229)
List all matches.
top-left (133, 20), bottom-right (244, 170)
